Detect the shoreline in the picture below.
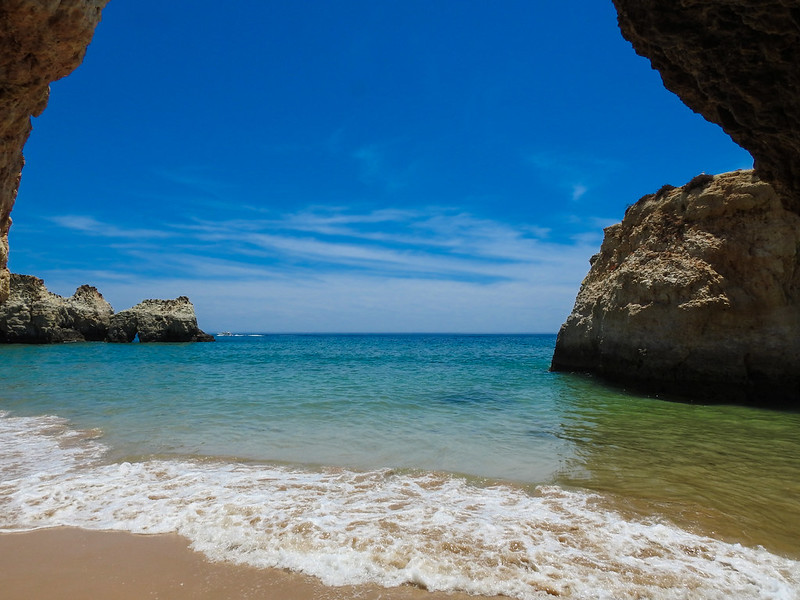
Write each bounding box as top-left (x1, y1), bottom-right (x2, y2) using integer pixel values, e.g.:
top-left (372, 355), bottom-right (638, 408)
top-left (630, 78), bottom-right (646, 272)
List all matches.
top-left (0, 527), bottom-right (506, 600)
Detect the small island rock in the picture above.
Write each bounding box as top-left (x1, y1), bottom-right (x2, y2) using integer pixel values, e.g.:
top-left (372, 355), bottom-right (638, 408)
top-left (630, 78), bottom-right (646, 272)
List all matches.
top-left (107, 297), bottom-right (214, 343)
top-left (0, 274), bottom-right (214, 344)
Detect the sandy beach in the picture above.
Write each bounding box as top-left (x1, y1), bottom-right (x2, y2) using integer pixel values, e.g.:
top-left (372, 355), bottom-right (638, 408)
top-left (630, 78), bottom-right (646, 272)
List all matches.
top-left (0, 527), bottom-right (508, 600)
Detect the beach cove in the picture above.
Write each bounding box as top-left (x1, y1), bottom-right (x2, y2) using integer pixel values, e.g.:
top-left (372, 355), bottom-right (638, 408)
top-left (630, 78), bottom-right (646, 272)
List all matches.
top-left (1, 335), bottom-right (798, 599)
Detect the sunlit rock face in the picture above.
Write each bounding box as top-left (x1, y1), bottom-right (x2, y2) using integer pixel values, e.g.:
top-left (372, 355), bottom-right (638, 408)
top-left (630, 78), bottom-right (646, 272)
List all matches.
top-left (0, 0), bottom-right (108, 302)
top-left (552, 171), bottom-right (800, 406)
top-left (107, 297), bottom-right (215, 343)
top-left (613, 0), bottom-right (800, 210)
top-left (0, 275), bottom-right (214, 344)
top-left (0, 273), bottom-right (113, 342)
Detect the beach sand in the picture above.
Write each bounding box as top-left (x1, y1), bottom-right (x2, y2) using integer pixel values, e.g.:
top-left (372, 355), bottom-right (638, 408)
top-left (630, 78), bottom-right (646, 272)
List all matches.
top-left (0, 527), bottom-right (506, 600)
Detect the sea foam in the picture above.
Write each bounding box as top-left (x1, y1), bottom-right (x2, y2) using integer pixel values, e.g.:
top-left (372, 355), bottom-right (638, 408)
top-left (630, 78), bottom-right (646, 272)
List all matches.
top-left (1, 412), bottom-right (798, 600)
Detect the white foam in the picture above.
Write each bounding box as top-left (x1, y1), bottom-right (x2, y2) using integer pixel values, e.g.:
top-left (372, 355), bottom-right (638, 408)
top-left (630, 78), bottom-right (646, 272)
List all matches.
top-left (1, 412), bottom-right (798, 599)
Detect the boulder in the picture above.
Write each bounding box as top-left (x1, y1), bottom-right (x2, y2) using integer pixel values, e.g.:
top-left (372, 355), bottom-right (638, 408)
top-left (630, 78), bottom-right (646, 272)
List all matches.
top-left (551, 171), bottom-right (800, 406)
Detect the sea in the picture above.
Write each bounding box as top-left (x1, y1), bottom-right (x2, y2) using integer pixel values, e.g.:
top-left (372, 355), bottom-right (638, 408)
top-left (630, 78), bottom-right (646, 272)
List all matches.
top-left (1, 334), bottom-right (798, 599)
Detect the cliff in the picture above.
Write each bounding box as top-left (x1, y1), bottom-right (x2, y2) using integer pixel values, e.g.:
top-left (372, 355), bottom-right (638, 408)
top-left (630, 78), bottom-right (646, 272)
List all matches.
top-left (0, 274), bottom-right (214, 344)
top-left (552, 171), bottom-right (800, 405)
top-left (551, 2), bottom-right (800, 405)
top-left (612, 1), bottom-right (800, 209)
top-left (0, 0), bottom-right (108, 304)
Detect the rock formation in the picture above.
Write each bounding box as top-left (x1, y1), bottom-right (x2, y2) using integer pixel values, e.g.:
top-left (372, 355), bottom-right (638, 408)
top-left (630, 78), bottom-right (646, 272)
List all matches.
top-left (0, 273), bottom-right (113, 343)
top-left (552, 171), bottom-right (800, 405)
top-left (612, 1), bottom-right (800, 210)
top-left (0, 0), bottom-right (109, 303)
top-left (0, 275), bottom-right (214, 344)
top-left (107, 297), bottom-right (216, 343)
top-left (552, 3), bottom-right (800, 405)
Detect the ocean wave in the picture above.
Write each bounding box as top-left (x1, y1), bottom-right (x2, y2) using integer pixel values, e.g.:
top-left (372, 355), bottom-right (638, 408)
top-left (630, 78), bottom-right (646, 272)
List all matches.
top-left (1, 412), bottom-right (798, 600)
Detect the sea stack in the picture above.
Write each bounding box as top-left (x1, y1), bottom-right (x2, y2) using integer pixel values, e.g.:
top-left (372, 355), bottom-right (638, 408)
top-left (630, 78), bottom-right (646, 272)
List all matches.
top-left (0, 275), bottom-right (214, 344)
top-left (0, 0), bottom-right (109, 303)
top-left (107, 297), bottom-right (215, 343)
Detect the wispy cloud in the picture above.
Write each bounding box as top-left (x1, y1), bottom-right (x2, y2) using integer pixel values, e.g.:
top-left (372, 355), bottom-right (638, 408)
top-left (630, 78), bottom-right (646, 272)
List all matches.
top-left (47, 215), bottom-right (173, 239)
top-left (526, 150), bottom-right (625, 203)
top-left (571, 184), bottom-right (588, 201)
top-left (35, 204), bottom-right (606, 332)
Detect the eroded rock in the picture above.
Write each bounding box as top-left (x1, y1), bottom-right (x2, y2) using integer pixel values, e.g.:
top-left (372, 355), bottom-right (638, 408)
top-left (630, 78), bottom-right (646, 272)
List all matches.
top-left (0, 273), bottom-right (113, 343)
top-left (551, 171), bottom-right (800, 406)
top-left (612, 1), bottom-right (800, 209)
top-left (108, 297), bottom-right (215, 343)
top-left (0, 275), bottom-right (214, 344)
top-left (0, 0), bottom-right (109, 303)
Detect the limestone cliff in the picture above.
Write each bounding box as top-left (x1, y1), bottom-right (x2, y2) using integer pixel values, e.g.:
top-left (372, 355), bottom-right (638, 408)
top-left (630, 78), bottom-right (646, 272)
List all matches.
top-left (0, 273), bottom-right (113, 342)
top-left (0, 0), bottom-right (108, 303)
top-left (612, 1), bottom-right (800, 210)
top-left (552, 171), bottom-right (800, 405)
top-left (0, 275), bottom-right (214, 344)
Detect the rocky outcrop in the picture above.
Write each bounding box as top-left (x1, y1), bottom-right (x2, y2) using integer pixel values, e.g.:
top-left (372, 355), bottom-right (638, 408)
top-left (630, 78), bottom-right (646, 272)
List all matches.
top-left (553, 3), bottom-right (800, 405)
top-left (0, 275), bottom-right (214, 344)
top-left (612, 1), bottom-right (800, 210)
top-left (0, 273), bottom-right (113, 342)
top-left (0, 0), bottom-right (109, 303)
top-left (552, 171), bottom-right (800, 406)
top-left (107, 297), bottom-right (215, 343)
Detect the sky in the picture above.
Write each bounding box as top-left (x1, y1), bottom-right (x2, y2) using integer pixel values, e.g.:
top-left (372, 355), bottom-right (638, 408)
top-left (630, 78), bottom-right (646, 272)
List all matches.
top-left (10, 0), bottom-right (753, 333)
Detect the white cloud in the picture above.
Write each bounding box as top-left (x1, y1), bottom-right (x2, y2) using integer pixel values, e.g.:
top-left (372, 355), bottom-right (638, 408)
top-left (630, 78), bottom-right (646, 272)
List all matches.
top-left (48, 215), bottom-right (172, 239)
top-left (32, 205), bottom-right (603, 332)
top-left (36, 271), bottom-right (580, 334)
top-left (571, 184), bottom-right (588, 201)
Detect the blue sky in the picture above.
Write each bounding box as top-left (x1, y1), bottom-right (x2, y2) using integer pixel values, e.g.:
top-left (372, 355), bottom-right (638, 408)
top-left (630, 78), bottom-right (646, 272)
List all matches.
top-left (11, 1), bottom-right (752, 333)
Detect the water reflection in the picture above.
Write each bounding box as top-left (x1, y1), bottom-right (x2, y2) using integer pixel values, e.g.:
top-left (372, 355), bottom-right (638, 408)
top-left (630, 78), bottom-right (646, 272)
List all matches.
top-left (553, 373), bottom-right (800, 556)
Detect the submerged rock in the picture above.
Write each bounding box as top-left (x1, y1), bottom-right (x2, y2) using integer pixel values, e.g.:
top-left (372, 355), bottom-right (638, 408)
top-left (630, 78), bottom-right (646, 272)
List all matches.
top-left (0, 273), bottom-right (113, 343)
top-left (0, 275), bottom-right (213, 344)
top-left (551, 171), bottom-right (800, 406)
top-left (107, 297), bottom-right (215, 343)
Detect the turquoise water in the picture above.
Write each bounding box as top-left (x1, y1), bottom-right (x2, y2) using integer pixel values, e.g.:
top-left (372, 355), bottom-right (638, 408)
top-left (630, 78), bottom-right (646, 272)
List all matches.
top-left (0, 335), bottom-right (570, 480)
top-left (1, 335), bottom-right (799, 598)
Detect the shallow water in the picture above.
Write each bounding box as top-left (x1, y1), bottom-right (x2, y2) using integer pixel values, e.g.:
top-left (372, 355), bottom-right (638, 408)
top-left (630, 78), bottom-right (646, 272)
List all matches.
top-left (1, 335), bottom-right (798, 598)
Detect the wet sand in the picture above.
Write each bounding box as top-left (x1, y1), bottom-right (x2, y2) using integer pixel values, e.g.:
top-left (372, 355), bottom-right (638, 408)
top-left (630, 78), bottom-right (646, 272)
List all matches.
top-left (0, 527), bottom-right (506, 600)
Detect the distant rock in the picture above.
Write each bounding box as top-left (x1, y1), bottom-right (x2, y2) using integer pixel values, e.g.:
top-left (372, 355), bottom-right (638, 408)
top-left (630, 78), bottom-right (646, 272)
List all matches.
top-left (107, 297), bottom-right (215, 343)
top-left (0, 273), bottom-right (113, 343)
top-left (551, 171), bottom-right (800, 406)
top-left (0, 275), bottom-right (213, 344)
